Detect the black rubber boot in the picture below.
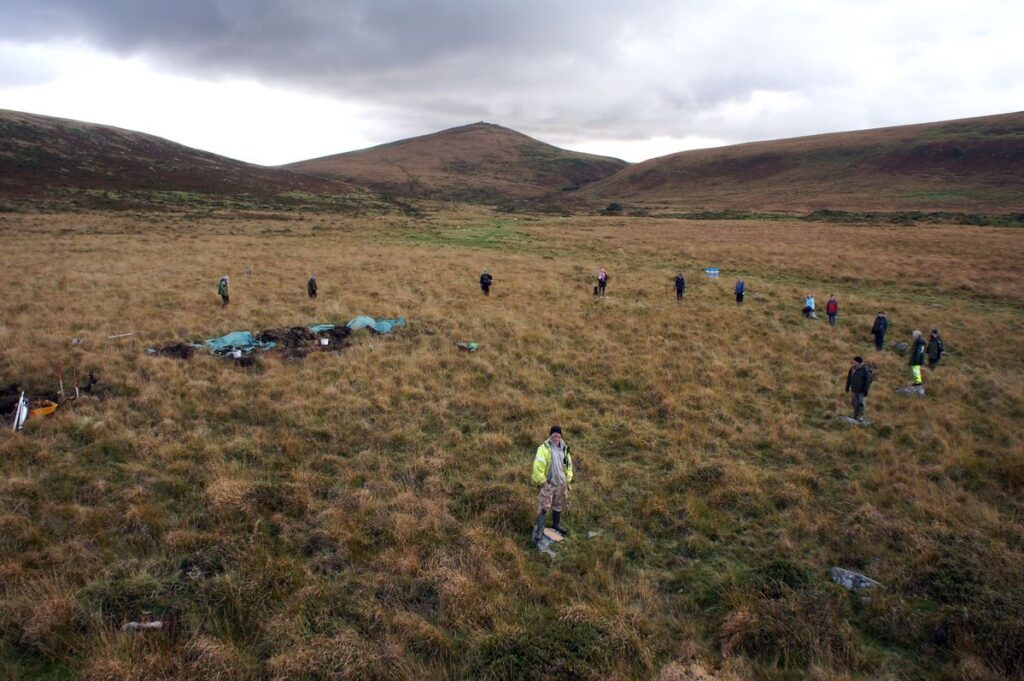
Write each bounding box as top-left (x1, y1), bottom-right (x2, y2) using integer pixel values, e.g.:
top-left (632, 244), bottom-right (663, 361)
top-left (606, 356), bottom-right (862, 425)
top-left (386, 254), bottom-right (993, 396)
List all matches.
top-left (552, 511), bottom-right (569, 536)
top-left (532, 513), bottom-right (546, 543)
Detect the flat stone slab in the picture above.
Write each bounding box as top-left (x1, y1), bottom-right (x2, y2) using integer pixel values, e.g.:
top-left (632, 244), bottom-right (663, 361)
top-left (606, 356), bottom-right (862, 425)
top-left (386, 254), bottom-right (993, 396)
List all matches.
top-left (896, 385), bottom-right (926, 396)
top-left (839, 416), bottom-right (871, 426)
top-left (535, 536), bottom-right (557, 557)
top-left (542, 528), bottom-right (564, 542)
top-left (830, 566), bottom-right (882, 591)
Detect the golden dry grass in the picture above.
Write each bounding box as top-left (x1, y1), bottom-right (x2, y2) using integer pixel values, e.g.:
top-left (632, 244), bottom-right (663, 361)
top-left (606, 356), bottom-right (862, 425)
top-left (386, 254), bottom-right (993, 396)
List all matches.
top-left (0, 206), bottom-right (1022, 680)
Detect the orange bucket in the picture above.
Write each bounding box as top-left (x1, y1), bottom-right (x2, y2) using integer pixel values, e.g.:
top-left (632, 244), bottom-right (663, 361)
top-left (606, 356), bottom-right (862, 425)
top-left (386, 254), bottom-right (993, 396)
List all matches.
top-left (28, 400), bottom-right (59, 417)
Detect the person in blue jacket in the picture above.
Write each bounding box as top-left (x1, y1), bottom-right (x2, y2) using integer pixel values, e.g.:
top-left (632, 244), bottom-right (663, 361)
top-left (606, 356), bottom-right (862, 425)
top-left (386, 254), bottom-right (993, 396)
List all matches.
top-left (871, 312), bottom-right (889, 351)
top-left (803, 294), bottom-right (816, 318)
top-left (674, 273), bottom-right (686, 300)
top-left (734, 278), bottom-right (745, 304)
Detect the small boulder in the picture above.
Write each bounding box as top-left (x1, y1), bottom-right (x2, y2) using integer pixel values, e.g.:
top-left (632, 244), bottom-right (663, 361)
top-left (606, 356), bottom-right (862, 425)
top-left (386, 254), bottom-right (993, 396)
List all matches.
top-left (535, 535), bottom-right (557, 557)
top-left (830, 566), bottom-right (881, 591)
top-left (839, 416), bottom-right (871, 426)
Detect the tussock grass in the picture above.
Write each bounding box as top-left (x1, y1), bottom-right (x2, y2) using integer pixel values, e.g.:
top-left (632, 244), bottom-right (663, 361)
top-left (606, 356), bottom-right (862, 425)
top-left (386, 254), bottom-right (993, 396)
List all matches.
top-left (1, 208), bottom-right (1022, 679)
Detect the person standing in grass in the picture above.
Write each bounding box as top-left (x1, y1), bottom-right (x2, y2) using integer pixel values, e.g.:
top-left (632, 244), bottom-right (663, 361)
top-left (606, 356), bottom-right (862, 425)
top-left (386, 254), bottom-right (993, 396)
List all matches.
top-left (480, 270), bottom-right (493, 296)
top-left (674, 273), bottom-right (686, 300)
top-left (826, 295), bottom-right (839, 325)
top-left (927, 328), bottom-right (944, 369)
top-left (910, 330), bottom-right (926, 386)
top-left (845, 355), bottom-right (873, 422)
top-left (871, 312), bottom-right (889, 351)
top-left (307, 274), bottom-right (318, 300)
top-left (734, 278), bottom-right (745, 304)
top-left (217, 276), bottom-right (229, 306)
top-left (597, 268), bottom-right (609, 297)
top-left (531, 426), bottom-right (574, 543)
top-left (803, 294), bottom-right (816, 318)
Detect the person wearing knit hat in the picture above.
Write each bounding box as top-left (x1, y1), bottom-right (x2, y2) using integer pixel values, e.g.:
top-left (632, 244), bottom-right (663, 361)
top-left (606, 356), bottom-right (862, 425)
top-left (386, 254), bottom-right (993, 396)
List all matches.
top-left (217, 275), bottom-right (229, 307)
top-left (531, 425), bottom-right (574, 543)
top-left (845, 356), bottom-right (873, 423)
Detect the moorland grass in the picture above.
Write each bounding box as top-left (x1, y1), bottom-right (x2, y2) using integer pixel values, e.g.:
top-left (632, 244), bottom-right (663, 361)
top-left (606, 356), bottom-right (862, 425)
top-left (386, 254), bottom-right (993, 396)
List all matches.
top-left (0, 207), bottom-right (1022, 680)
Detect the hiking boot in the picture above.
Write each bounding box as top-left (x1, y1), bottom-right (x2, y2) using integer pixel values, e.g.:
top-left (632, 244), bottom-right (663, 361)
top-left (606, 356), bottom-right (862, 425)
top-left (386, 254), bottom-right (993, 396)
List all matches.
top-left (532, 513), bottom-right (546, 544)
top-left (552, 512), bottom-right (569, 536)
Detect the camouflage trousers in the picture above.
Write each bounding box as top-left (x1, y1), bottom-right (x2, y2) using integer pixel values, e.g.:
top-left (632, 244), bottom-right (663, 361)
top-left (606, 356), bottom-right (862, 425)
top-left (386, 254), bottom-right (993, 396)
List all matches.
top-left (537, 482), bottom-right (568, 514)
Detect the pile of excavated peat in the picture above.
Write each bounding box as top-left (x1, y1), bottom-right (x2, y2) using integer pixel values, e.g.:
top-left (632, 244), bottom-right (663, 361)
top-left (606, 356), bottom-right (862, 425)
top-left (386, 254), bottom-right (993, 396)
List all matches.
top-left (147, 317), bottom-right (404, 363)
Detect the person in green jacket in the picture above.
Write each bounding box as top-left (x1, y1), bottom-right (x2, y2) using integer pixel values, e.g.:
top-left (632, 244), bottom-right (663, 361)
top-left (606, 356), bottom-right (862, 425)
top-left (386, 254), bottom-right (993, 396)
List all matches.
top-left (910, 330), bottom-right (926, 386)
top-left (531, 426), bottom-right (574, 543)
top-left (217, 276), bottom-right (229, 306)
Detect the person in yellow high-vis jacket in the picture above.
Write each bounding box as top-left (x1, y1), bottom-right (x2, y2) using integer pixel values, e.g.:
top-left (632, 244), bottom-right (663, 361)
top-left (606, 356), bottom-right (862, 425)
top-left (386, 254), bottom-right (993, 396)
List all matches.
top-left (531, 425), bottom-right (574, 543)
top-left (909, 330), bottom-right (926, 386)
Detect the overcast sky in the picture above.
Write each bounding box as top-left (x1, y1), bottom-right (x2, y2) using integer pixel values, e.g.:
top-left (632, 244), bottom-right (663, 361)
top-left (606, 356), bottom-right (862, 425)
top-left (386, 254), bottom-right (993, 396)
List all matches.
top-left (1, 0), bottom-right (1022, 165)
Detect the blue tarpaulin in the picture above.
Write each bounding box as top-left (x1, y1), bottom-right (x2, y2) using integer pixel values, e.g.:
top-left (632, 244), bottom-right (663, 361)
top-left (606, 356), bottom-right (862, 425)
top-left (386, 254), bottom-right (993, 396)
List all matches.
top-left (346, 316), bottom-right (406, 334)
top-left (195, 331), bottom-right (276, 355)
top-left (148, 317), bottom-right (406, 357)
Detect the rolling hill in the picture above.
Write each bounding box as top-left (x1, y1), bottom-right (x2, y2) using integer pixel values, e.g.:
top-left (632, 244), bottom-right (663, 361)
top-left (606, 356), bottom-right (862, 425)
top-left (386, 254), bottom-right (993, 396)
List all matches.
top-left (0, 109), bottom-right (370, 209)
top-left (571, 112), bottom-right (1024, 214)
top-left (283, 122), bottom-right (629, 203)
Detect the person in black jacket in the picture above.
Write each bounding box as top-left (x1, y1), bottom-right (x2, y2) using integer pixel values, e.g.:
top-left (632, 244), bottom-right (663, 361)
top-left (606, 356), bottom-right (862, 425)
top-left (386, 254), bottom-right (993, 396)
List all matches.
top-left (845, 356), bottom-right (873, 422)
top-left (480, 270), bottom-right (493, 296)
top-left (927, 328), bottom-right (944, 369)
top-left (674, 273), bottom-right (686, 300)
top-left (910, 330), bottom-right (926, 386)
top-left (871, 312), bottom-right (889, 351)
top-left (307, 275), bottom-right (318, 300)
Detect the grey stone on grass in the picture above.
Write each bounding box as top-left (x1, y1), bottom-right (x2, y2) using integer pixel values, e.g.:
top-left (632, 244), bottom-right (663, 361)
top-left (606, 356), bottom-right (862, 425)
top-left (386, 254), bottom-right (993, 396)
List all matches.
top-left (839, 416), bottom-right (871, 426)
top-left (830, 566), bottom-right (882, 591)
top-left (536, 535), bottom-right (557, 557)
top-left (896, 385), bottom-right (926, 396)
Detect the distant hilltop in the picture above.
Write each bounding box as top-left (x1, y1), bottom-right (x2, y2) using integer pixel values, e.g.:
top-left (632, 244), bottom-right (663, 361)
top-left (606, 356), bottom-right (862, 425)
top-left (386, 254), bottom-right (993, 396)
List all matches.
top-left (2, 108), bottom-right (1022, 214)
top-left (283, 122), bottom-right (629, 204)
top-left (567, 112), bottom-right (1024, 214)
top-left (0, 108), bottom-right (362, 206)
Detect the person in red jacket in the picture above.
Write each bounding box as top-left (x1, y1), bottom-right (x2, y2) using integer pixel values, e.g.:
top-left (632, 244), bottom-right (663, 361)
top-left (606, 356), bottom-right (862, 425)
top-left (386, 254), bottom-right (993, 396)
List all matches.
top-left (826, 295), bottom-right (839, 325)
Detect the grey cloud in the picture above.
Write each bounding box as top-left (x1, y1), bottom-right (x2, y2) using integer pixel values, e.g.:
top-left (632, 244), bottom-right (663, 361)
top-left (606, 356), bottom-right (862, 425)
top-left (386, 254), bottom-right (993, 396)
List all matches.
top-left (2, 0), bottom-right (1022, 152)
